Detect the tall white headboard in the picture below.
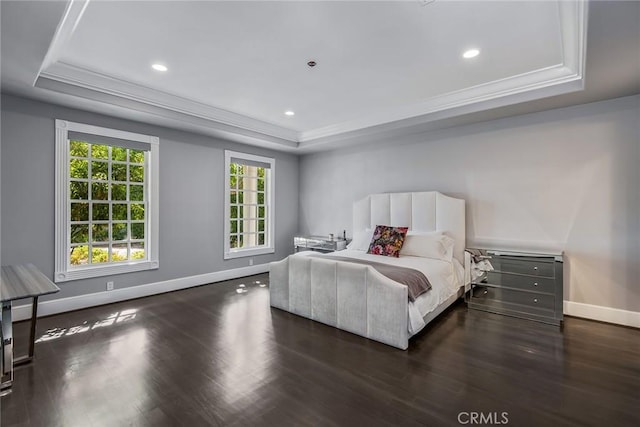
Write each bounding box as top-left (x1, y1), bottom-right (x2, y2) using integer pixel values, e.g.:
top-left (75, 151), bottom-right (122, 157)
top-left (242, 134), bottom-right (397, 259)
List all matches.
top-left (353, 192), bottom-right (466, 263)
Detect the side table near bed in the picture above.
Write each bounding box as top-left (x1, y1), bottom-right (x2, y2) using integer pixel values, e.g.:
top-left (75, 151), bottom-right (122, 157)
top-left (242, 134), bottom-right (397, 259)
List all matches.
top-left (467, 249), bottom-right (564, 326)
top-left (294, 235), bottom-right (348, 253)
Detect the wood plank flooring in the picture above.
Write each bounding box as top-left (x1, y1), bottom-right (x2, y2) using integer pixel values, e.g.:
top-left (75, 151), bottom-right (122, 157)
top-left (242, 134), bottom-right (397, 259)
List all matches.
top-left (1, 273), bottom-right (639, 426)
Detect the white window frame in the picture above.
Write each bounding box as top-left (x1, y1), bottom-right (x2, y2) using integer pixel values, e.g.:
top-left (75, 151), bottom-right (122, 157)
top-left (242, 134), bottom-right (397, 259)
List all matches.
top-left (224, 150), bottom-right (275, 259)
top-left (55, 120), bottom-right (160, 282)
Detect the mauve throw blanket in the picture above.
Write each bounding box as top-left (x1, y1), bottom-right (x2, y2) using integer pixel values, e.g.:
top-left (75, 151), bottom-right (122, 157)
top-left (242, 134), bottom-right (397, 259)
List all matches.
top-left (305, 253), bottom-right (432, 302)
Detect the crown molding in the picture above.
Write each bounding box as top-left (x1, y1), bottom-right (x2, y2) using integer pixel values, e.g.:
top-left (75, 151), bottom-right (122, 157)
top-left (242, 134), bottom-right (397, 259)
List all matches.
top-left (558, 0), bottom-right (589, 76)
top-left (39, 61), bottom-right (300, 143)
top-left (298, 64), bottom-right (582, 144)
top-left (34, 0), bottom-right (588, 152)
top-left (33, 76), bottom-right (299, 152)
top-left (294, 76), bottom-right (586, 153)
top-left (35, 0), bottom-right (89, 85)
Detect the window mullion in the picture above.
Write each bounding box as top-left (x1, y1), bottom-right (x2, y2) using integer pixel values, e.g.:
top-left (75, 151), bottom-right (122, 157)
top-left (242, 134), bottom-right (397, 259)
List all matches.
top-left (87, 144), bottom-right (93, 265)
top-left (107, 146), bottom-right (112, 263)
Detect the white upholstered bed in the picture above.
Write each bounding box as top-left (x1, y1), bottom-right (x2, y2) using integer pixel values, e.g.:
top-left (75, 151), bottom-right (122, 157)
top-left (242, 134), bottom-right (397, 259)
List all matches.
top-left (269, 191), bottom-right (471, 350)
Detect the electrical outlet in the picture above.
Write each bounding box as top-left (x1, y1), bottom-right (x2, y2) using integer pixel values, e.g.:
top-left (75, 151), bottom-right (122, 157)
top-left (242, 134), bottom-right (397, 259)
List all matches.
top-left (106, 281), bottom-right (114, 291)
top-left (249, 258), bottom-right (254, 266)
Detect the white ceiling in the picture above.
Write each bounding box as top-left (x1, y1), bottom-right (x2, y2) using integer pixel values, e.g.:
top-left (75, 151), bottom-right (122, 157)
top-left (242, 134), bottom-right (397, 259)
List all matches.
top-left (62, 1), bottom-right (563, 131)
top-left (1, 1), bottom-right (639, 152)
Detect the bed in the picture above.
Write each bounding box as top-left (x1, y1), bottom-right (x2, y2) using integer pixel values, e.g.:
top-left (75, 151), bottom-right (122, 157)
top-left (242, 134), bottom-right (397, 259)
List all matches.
top-left (269, 191), bottom-right (471, 350)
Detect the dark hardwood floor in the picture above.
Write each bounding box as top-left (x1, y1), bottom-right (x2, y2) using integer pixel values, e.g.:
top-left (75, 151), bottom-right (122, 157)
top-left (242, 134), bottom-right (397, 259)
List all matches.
top-left (1, 273), bottom-right (639, 426)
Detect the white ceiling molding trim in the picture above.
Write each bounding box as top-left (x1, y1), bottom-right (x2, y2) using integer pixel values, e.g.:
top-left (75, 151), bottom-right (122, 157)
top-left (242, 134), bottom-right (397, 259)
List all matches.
top-left (35, 76), bottom-right (299, 152)
top-left (295, 73), bottom-right (586, 154)
top-left (35, 0), bottom-right (90, 85)
top-left (37, 62), bottom-right (299, 143)
top-left (558, 0), bottom-right (589, 78)
top-left (297, 63), bottom-right (582, 144)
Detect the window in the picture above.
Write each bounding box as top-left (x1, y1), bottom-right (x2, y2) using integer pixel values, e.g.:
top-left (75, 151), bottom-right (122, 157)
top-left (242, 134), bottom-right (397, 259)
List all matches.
top-left (55, 120), bottom-right (159, 282)
top-left (224, 151), bottom-right (274, 259)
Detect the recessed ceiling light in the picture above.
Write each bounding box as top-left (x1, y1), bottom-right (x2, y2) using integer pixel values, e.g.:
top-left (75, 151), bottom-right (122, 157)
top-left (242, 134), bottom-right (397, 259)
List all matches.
top-left (152, 64), bottom-right (168, 72)
top-left (462, 49), bottom-right (480, 59)
top-left (284, 111), bottom-right (295, 116)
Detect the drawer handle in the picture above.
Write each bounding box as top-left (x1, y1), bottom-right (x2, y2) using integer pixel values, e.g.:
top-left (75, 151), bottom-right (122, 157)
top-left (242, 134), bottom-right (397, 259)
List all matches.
top-left (533, 267), bottom-right (538, 271)
top-left (533, 298), bottom-right (538, 303)
top-left (533, 282), bottom-right (538, 287)
top-left (484, 290), bottom-right (488, 294)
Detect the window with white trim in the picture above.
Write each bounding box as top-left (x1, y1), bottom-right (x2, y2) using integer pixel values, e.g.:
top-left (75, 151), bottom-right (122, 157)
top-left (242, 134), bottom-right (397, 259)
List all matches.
top-left (55, 120), bottom-right (159, 282)
top-left (224, 151), bottom-right (274, 259)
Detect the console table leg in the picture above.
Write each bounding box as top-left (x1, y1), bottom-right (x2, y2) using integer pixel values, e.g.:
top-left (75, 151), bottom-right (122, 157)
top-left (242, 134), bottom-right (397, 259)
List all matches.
top-left (1, 301), bottom-right (14, 396)
top-left (13, 297), bottom-right (38, 366)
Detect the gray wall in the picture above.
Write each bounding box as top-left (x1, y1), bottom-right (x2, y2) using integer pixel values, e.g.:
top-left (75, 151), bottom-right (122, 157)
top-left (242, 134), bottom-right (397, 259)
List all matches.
top-left (299, 95), bottom-right (640, 313)
top-left (1, 94), bottom-right (299, 302)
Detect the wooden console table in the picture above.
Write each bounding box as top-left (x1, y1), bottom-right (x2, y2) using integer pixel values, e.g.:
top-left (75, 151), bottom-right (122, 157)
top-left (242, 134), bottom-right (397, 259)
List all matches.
top-left (1, 264), bottom-right (60, 396)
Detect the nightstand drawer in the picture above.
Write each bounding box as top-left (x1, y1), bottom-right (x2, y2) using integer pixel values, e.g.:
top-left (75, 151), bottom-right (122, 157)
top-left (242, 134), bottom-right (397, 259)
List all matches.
top-left (489, 256), bottom-right (555, 278)
top-left (485, 272), bottom-right (556, 294)
top-left (471, 285), bottom-right (555, 311)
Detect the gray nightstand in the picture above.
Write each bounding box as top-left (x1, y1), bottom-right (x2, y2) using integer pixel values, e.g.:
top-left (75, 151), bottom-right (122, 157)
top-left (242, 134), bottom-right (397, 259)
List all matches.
top-left (467, 249), bottom-right (564, 326)
top-left (294, 235), bottom-right (348, 253)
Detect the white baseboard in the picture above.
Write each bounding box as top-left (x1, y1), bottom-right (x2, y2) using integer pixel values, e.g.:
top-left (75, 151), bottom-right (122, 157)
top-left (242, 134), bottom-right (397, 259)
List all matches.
top-left (13, 267), bottom-right (638, 330)
top-left (564, 301), bottom-right (640, 329)
top-left (12, 264), bottom-right (270, 322)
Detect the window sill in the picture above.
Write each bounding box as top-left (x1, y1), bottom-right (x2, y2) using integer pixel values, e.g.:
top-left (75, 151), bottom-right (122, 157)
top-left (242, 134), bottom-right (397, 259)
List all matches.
top-left (224, 247), bottom-right (274, 260)
top-left (55, 260), bottom-right (159, 282)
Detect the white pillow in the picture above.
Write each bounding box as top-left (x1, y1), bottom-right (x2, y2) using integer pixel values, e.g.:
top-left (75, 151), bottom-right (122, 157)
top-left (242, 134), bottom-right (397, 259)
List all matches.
top-left (347, 228), bottom-right (373, 251)
top-left (400, 231), bottom-right (455, 261)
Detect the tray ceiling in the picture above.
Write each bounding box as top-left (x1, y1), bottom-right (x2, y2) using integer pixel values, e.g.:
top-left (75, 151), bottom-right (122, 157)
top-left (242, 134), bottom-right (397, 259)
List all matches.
top-left (3, 0), bottom-right (592, 151)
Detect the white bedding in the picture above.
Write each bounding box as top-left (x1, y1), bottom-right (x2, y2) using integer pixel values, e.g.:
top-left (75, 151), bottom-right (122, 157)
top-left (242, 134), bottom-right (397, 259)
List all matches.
top-left (295, 249), bottom-right (464, 336)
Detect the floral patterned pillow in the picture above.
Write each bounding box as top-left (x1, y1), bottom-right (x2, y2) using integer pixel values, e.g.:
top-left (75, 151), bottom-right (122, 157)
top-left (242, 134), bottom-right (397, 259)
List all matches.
top-left (367, 225), bottom-right (409, 257)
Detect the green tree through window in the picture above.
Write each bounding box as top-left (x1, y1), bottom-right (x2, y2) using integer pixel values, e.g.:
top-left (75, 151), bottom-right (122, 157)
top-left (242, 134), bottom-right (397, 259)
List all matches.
top-left (226, 152), bottom-right (273, 257)
top-left (69, 140), bottom-right (147, 265)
